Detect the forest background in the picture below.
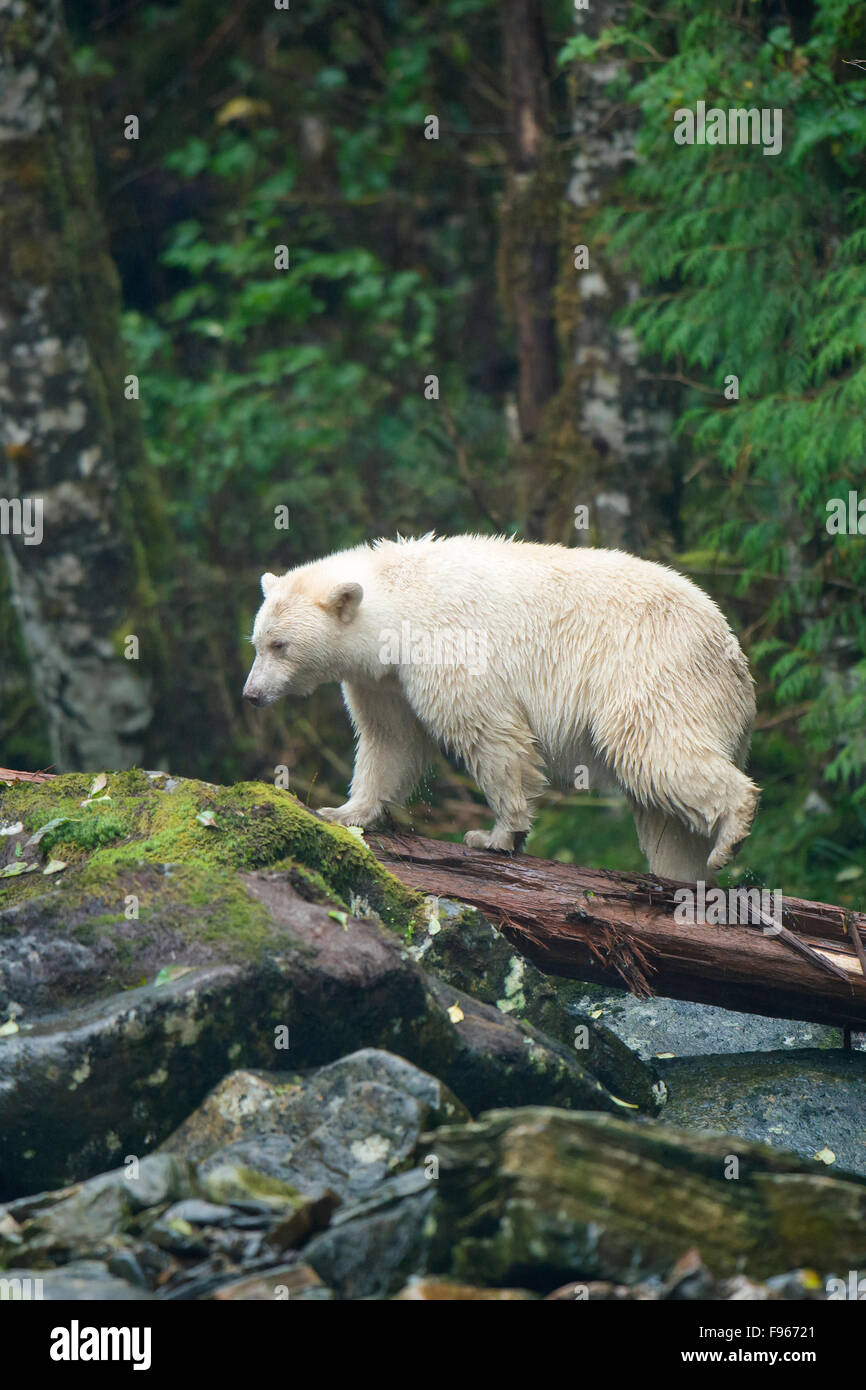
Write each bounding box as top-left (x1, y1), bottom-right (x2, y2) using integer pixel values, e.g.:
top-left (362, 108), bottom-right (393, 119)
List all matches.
top-left (2, 0), bottom-right (866, 908)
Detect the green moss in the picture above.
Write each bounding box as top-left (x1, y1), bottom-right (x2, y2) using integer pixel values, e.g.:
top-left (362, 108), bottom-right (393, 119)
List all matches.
top-left (73, 913), bottom-right (125, 942)
top-left (0, 771), bottom-right (421, 931)
top-left (203, 1164), bottom-right (307, 1209)
top-left (96, 863), bottom-right (273, 953)
top-left (42, 813), bottom-right (129, 857)
top-left (269, 860), bottom-right (348, 910)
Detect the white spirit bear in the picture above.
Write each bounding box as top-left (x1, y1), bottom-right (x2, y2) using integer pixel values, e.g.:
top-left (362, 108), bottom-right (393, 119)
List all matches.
top-left (243, 535), bottom-right (759, 882)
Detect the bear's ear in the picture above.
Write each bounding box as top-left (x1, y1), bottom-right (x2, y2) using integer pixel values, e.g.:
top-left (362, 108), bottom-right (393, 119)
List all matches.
top-left (322, 581), bottom-right (363, 625)
top-left (261, 572), bottom-right (279, 598)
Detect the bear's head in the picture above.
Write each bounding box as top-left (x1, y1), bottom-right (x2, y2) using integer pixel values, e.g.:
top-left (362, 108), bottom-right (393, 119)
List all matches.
top-left (243, 570), bottom-right (364, 706)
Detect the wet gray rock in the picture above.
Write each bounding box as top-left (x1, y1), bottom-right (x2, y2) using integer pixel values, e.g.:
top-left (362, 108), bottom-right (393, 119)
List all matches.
top-left (426, 1106), bottom-right (866, 1289)
top-left (0, 1260), bottom-right (155, 1300)
top-left (5, 1050), bottom-right (865, 1300)
top-left (304, 1168), bottom-right (435, 1300)
top-left (0, 1128), bottom-right (334, 1298)
top-left (0, 1154), bottom-right (196, 1262)
top-left (410, 899), bottom-right (666, 1112)
top-left (160, 1199), bottom-right (238, 1227)
top-left (568, 985), bottom-right (857, 1057)
top-left (0, 875), bottom-right (638, 1200)
top-left (165, 1049), bottom-right (469, 1205)
top-left (659, 1049), bottom-right (866, 1177)
top-left (545, 1249), bottom-right (829, 1301)
top-left (0, 961), bottom-right (289, 1199)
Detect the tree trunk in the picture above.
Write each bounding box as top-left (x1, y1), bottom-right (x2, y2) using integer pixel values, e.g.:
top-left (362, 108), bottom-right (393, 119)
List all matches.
top-left (565, 1), bottom-right (679, 553)
top-left (371, 831), bottom-right (866, 1030)
top-left (499, 0), bottom-right (559, 438)
top-left (0, 0), bottom-right (152, 771)
top-left (497, 0), bottom-right (562, 538)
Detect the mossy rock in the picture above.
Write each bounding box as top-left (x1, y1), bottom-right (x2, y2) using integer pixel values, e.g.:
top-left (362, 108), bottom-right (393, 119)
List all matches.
top-left (428, 1107), bottom-right (866, 1287)
top-left (409, 898), bottom-right (664, 1113)
top-left (0, 770), bottom-right (421, 933)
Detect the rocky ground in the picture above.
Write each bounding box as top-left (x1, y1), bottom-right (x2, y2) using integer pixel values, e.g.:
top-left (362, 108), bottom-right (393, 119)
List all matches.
top-left (0, 771), bottom-right (864, 1300)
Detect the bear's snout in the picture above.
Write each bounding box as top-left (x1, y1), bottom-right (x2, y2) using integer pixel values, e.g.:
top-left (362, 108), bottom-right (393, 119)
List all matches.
top-left (243, 687), bottom-right (264, 706)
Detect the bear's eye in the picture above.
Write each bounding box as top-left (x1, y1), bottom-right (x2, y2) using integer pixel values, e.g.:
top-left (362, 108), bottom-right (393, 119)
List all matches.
top-left (269, 640), bottom-right (287, 654)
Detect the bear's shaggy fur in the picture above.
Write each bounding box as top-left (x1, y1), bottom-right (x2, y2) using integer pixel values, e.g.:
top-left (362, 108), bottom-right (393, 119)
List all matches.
top-left (243, 535), bottom-right (759, 882)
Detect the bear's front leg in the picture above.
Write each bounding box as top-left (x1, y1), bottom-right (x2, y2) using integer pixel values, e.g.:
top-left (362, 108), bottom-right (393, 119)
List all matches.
top-left (318, 799), bottom-right (383, 828)
top-left (319, 677), bottom-right (436, 830)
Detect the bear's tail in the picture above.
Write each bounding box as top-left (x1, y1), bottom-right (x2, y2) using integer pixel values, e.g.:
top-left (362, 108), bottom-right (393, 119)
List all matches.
top-left (707, 772), bottom-right (760, 873)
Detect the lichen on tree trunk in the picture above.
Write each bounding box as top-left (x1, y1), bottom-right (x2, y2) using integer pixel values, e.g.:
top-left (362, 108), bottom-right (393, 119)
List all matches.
top-left (0, 0), bottom-right (152, 770)
top-left (497, 0), bottom-right (679, 549)
top-left (565, 0), bottom-right (679, 554)
top-left (496, 0), bottom-right (565, 541)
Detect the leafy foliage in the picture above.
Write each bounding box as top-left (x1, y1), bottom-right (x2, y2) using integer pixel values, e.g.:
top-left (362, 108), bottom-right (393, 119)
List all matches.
top-left (558, 0), bottom-right (866, 891)
top-left (41, 0), bottom-right (866, 901)
top-left (64, 0), bottom-right (525, 784)
top-left (112, 0), bottom-right (518, 568)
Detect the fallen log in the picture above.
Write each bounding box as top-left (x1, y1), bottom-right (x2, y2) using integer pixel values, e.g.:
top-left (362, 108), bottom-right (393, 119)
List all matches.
top-left (370, 831), bottom-right (866, 1031)
top-left (0, 769), bottom-right (56, 783)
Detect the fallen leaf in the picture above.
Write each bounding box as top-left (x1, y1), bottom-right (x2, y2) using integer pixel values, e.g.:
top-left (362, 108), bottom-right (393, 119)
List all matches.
top-left (328, 910), bottom-right (349, 928)
top-left (0, 1020), bottom-right (19, 1037)
top-left (447, 1003), bottom-right (465, 1024)
top-left (43, 860), bottom-right (67, 875)
top-left (26, 817), bottom-right (69, 847)
top-left (0, 822), bottom-right (23, 836)
top-left (0, 862), bottom-right (38, 878)
top-left (196, 810), bottom-right (217, 828)
top-left (90, 772), bottom-right (108, 795)
top-left (154, 966), bottom-right (193, 987)
top-left (813, 1147), bottom-right (836, 1165)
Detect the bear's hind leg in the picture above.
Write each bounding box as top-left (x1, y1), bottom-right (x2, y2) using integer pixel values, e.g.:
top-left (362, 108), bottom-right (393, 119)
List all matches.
top-left (463, 727), bottom-right (546, 852)
top-left (631, 803), bottom-right (713, 883)
top-left (623, 750), bottom-right (759, 882)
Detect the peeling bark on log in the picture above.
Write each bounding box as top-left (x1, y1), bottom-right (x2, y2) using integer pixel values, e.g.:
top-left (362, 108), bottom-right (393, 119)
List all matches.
top-left (371, 831), bottom-right (866, 1031)
top-left (0, 767), bottom-right (55, 783)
